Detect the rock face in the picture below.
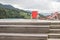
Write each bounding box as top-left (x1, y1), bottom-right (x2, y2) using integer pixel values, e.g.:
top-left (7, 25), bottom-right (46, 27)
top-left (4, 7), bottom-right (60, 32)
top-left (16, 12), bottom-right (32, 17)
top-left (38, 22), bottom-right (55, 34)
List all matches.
top-left (46, 12), bottom-right (60, 20)
top-left (0, 19), bottom-right (60, 40)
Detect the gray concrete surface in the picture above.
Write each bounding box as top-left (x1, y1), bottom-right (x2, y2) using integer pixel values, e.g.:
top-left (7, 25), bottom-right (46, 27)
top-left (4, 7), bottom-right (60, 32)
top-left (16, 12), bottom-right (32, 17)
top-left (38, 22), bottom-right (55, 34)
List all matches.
top-left (0, 19), bottom-right (60, 40)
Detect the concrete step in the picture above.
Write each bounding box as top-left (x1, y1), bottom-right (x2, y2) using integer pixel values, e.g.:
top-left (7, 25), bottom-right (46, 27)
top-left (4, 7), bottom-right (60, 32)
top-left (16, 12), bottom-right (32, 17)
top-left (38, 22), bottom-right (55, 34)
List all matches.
top-left (0, 19), bottom-right (50, 25)
top-left (48, 39), bottom-right (60, 40)
top-left (48, 33), bottom-right (60, 38)
top-left (0, 25), bottom-right (49, 33)
top-left (0, 22), bottom-right (50, 25)
top-left (51, 22), bottom-right (60, 25)
top-left (50, 29), bottom-right (60, 33)
top-left (50, 25), bottom-right (60, 29)
top-left (0, 33), bottom-right (47, 40)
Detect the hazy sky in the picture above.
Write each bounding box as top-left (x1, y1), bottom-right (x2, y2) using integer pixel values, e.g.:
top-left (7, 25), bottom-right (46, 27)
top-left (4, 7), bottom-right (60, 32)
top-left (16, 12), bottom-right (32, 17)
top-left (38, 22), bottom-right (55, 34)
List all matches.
top-left (0, 0), bottom-right (60, 13)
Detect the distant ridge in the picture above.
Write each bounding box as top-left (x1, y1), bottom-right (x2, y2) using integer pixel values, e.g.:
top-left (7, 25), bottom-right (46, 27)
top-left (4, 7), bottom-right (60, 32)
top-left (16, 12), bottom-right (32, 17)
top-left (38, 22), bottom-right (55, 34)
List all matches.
top-left (0, 3), bottom-right (45, 19)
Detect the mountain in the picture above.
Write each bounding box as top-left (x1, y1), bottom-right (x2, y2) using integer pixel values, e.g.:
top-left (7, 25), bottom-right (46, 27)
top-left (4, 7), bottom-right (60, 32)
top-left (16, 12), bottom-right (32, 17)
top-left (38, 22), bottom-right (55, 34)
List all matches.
top-left (0, 3), bottom-right (31, 19)
top-left (0, 3), bottom-right (45, 19)
top-left (0, 4), bottom-right (16, 9)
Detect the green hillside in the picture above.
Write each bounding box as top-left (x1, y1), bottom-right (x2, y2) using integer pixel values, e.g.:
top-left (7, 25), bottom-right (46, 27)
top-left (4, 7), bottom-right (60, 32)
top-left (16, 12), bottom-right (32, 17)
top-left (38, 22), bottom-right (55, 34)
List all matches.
top-left (0, 3), bottom-right (45, 19)
top-left (0, 4), bottom-right (31, 19)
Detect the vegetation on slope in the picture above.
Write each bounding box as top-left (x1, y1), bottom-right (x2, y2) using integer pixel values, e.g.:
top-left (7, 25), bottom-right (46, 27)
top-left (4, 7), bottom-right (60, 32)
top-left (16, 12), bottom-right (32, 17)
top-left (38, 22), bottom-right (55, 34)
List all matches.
top-left (0, 3), bottom-right (45, 19)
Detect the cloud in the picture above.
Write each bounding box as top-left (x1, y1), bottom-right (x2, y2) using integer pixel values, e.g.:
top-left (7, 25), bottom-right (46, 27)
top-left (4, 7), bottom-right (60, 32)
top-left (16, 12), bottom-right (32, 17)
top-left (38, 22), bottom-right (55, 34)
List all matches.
top-left (0, 0), bottom-right (60, 14)
top-left (52, 0), bottom-right (60, 2)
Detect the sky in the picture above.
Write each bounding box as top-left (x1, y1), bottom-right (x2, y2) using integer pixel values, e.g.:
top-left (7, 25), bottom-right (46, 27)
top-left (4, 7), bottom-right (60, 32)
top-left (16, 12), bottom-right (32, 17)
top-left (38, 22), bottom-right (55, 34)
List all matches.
top-left (0, 0), bottom-right (60, 15)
